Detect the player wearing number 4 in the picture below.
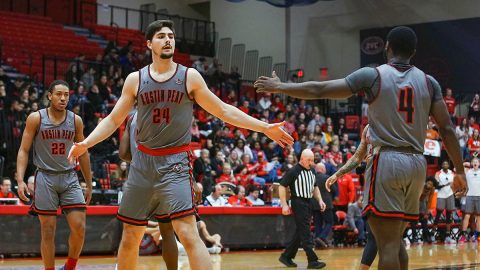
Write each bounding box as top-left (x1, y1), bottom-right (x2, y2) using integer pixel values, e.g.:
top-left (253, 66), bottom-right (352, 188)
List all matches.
top-left (16, 80), bottom-right (93, 270)
top-left (255, 26), bottom-right (466, 270)
top-left (68, 20), bottom-right (293, 270)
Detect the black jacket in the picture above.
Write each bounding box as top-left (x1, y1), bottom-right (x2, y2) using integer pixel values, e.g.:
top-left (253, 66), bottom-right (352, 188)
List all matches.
top-left (311, 172), bottom-right (337, 211)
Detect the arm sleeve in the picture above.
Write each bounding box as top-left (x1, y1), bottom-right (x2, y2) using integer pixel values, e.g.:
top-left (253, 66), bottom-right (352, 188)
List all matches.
top-left (280, 167), bottom-right (297, 187)
top-left (345, 67), bottom-right (380, 102)
top-left (426, 75), bottom-right (443, 102)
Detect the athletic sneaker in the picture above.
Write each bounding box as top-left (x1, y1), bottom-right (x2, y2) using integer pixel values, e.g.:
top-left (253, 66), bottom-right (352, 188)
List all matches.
top-left (444, 236), bottom-right (456, 244)
top-left (470, 235), bottom-right (478, 243)
top-left (457, 235), bottom-right (467, 244)
top-left (57, 266), bottom-right (66, 270)
top-left (403, 237), bottom-right (411, 246)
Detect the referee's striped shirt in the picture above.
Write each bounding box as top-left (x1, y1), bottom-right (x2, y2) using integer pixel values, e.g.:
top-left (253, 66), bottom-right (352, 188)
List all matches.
top-left (280, 164), bottom-right (317, 199)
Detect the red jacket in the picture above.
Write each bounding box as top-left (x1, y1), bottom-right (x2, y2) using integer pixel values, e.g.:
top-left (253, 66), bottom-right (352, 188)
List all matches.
top-left (333, 174), bottom-right (355, 206)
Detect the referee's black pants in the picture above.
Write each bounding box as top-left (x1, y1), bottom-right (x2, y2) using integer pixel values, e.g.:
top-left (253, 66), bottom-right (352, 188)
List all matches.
top-left (283, 197), bottom-right (318, 262)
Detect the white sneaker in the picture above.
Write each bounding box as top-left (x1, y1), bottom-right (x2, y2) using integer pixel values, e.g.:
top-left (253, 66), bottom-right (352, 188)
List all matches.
top-left (403, 237), bottom-right (411, 246)
top-left (444, 236), bottom-right (456, 244)
top-left (207, 246), bottom-right (222, 254)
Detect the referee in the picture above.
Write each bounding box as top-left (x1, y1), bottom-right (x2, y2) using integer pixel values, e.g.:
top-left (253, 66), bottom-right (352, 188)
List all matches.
top-left (279, 149), bottom-right (326, 269)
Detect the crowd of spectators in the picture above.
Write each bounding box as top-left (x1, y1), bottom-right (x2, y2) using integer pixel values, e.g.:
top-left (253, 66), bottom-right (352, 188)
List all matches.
top-left (0, 47), bottom-right (479, 247)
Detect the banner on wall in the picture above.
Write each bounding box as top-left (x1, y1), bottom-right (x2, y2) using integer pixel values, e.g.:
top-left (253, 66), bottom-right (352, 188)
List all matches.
top-left (424, 139), bottom-right (441, 157)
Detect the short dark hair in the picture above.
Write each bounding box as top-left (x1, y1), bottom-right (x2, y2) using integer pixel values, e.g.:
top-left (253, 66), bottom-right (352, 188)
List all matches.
top-left (145, 20), bottom-right (175, 41)
top-left (386, 26), bottom-right (417, 58)
top-left (425, 176), bottom-right (438, 189)
top-left (48, 80), bottom-right (69, 92)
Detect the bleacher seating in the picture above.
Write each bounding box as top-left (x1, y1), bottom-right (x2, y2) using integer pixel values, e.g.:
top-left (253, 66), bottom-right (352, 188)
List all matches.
top-left (0, 11), bottom-right (103, 82)
top-left (83, 22), bottom-right (193, 67)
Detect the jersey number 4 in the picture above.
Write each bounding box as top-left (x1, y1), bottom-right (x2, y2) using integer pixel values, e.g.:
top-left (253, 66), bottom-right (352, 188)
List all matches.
top-left (51, 143), bottom-right (66, 155)
top-left (398, 86), bottom-right (415, 124)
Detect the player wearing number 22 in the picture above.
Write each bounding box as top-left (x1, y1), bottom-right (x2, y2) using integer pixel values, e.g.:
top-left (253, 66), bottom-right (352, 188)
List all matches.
top-left (255, 26), bottom-right (466, 270)
top-left (15, 80), bottom-right (93, 270)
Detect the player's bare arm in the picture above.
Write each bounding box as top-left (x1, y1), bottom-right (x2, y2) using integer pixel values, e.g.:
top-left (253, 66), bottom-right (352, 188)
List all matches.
top-left (254, 71), bottom-right (353, 100)
top-left (16, 112), bottom-right (41, 202)
top-left (430, 95), bottom-right (466, 192)
top-left (326, 126), bottom-right (369, 192)
top-left (68, 72), bottom-right (138, 162)
top-left (118, 117), bottom-right (133, 162)
top-left (187, 68), bottom-right (293, 147)
top-left (74, 115), bottom-right (93, 205)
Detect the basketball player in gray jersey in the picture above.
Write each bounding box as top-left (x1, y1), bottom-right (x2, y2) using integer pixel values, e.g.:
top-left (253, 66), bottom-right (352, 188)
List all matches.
top-left (68, 20), bottom-right (293, 270)
top-left (16, 80), bottom-right (92, 270)
top-left (119, 111), bottom-right (178, 270)
top-left (255, 26), bottom-right (466, 270)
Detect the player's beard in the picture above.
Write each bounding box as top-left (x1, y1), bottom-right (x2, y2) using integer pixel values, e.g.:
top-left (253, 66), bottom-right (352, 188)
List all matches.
top-left (160, 52), bottom-right (174, 59)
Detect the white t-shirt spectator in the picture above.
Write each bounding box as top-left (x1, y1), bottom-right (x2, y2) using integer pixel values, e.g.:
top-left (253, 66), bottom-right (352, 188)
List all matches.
top-left (246, 195), bottom-right (265, 206)
top-left (466, 168), bottom-right (480, 196)
top-left (455, 126), bottom-right (472, 148)
top-left (206, 195), bottom-right (229, 206)
top-left (435, 169), bottom-right (454, 198)
top-left (258, 97), bottom-right (272, 111)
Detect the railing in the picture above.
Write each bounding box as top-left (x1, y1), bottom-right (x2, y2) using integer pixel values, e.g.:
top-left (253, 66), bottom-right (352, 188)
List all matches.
top-left (79, 1), bottom-right (216, 57)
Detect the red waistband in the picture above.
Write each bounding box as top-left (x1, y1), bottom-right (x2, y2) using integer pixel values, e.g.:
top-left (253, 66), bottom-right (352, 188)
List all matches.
top-left (138, 143), bottom-right (191, 156)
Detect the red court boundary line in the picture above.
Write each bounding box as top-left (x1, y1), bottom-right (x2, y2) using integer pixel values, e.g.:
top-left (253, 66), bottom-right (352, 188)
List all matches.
top-left (0, 205), bottom-right (283, 215)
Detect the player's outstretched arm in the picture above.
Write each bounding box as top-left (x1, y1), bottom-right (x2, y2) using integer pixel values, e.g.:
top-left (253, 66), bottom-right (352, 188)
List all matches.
top-left (326, 126), bottom-right (369, 192)
top-left (430, 78), bottom-right (466, 192)
top-left (118, 117), bottom-right (133, 162)
top-left (254, 71), bottom-right (353, 100)
top-left (187, 68), bottom-right (293, 147)
top-left (68, 72), bottom-right (138, 163)
top-left (74, 115), bottom-right (93, 204)
top-left (16, 112), bottom-right (40, 202)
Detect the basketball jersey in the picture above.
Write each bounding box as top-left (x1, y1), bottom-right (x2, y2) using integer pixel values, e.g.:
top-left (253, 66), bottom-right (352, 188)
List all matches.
top-left (367, 64), bottom-right (431, 153)
top-left (129, 111), bottom-right (138, 154)
top-left (436, 169), bottom-right (454, 198)
top-left (136, 64), bottom-right (193, 149)
top-left (466, 169), bottom-right (480, 196)
top-left (33, 109), bottom-right (75, 171)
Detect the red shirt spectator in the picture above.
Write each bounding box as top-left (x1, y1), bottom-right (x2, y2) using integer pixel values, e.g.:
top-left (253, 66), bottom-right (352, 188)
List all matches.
top-left (0, 178), bottom-right (17, 199)
top-left (444, 88), bottom-right (456, 115)
top-left (216, 163), bottom-right (237, 185)
top-left (333, 174), bottom-right (355, 206)
top-left (469, 117), bottom-right (480, 131)
top-left (468, 129), bottom-right (480, 154)
top-left (227, 185), bottom-right (252, 206)
top-left (254, 152), bottom-right (269, 177)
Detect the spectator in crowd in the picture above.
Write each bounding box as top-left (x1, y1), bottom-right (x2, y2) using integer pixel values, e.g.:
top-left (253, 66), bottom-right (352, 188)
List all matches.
top-left (227, 185), bottom-right (252, 206)
top-left (468, 129), bottom-right (480, 156)
top-left (434, 160), bottom-right (457, 244)
top-left (22, 175), bottom-right (35, 205)
top-left (258, 93), bottom-right (272, 111)
top-left (232, 139), bottom-right (253, 162)
top-left (216, 163), bottom-right (237, 185)
top-left (307, 114), bottom-right (323, 134)
top-left (469, 94), bottom-right (480, 121)
top-left (443, 88), bottom-right (456, 121)
top-left (211, 151), bottom-right (226, 177)
top-left (345, 196), bottom-right (366, 246)
top-left (426, 120), bottom-right (440, 140)
top-left (246, 185), bottom-right (265, 206)
top-left (192, 57), bottom-right (206, 76)
top-left (205, 184), bottom-right (229, 206)
top-left (339, 133), bottom-right (351, 154)
top-left (234, 165), bottom-right (254, 187)
top-left (227, 151), bottom-right (242, 172)
top-left (312, 163), bottom-right (336, 248)
top-left (0, 177), bottom-right (17, 199)
top-left (333, 174), bottom-right (355, 214)
top-left (456, 118), bottom-right (472, 159)
top-left (81, 67), bottom-right (96, 90)
top-left (469, 116), bottom-right (480, 131)
top-left (111, 161), bottom-right (128, 189)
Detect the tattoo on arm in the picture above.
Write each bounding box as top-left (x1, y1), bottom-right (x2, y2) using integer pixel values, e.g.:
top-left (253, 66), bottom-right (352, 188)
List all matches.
top-left (335, 140), bottom-right (368, 177)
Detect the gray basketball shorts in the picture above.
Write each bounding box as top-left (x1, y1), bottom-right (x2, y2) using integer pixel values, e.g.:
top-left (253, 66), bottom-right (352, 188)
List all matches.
top-left (33, 170), bottom-right (86, 215)
top-left (436, 195), bottom-right (456, 211)
top-left (465, 196), bottom-right (480, 214)
top-left (117, 150), bottom-right (196, 226)
top-left (362, 149), bottom-right (426, 221)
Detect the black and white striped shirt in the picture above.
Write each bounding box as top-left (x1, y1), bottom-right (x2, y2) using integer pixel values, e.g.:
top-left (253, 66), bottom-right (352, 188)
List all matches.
top-left (280, 164), bottom-right (317, 199)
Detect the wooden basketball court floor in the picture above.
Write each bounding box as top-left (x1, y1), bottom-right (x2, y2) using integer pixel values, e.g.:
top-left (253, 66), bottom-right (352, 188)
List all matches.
top-left (0, 243), bottom-right (478, 269)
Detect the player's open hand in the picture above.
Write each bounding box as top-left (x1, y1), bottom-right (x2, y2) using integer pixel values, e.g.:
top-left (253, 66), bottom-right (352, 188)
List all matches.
top-left (68, 141), bottom-right (89, 164)
top-left (282, 204), bottom-right (291, 216)
top-left (254, 71), bottom-right (282, 94)
top-left (17, 181), bottom-right (29, 202)
top-left (263, 121), bottom-right (294, 148)
top-left (325, 174), bottom-right (338, 192)
top-left (84, 185), bottom-right (92, 205)
top-left (452, 173), bottom-right (467, 193)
